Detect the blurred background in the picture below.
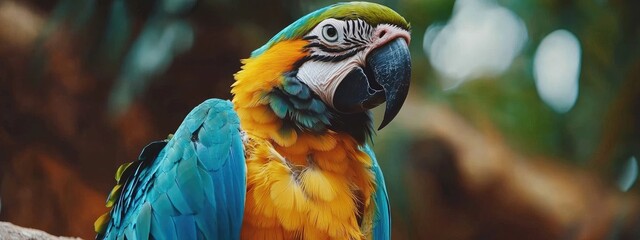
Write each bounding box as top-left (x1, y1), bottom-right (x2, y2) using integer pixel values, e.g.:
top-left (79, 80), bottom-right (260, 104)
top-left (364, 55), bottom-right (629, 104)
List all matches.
top-left (0, 0), bottom-right (638, 239)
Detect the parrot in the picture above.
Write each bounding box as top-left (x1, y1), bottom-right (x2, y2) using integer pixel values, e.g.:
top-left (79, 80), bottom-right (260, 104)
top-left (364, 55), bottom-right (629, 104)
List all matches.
top-left (94, 2), bottom-right (411, 239)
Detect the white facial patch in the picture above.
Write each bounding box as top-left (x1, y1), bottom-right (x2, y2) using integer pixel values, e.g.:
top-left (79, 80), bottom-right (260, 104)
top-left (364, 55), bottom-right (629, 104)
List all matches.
top-left (297, 53), bottom-right (366, 107)
top-left (295, 18), bottom-right (411, 108)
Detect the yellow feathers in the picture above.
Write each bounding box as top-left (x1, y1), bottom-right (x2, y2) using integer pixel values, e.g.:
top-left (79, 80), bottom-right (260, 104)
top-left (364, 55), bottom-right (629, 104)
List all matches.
top-left (94, 212), bottom-right (111, 234)
top-left (114, 162), bottom-right (132, 182)
top-left (248, 106), bottom-right (278, 123)
top-left (233, 40), bottom-right (308, 92)
top-left (232, 40), bottom-right (308, 149)
top-left (300, 168), bottom-right (339, 202)
top-left (232, 34), bottom-right (377, 240)
top-left (105, 184), bottom-right (122, 208)
top-left (300, 134), bottom-right (337, 152)
top-left (241, 132), bottom-right (375, 239)
top-left (96, 160), bottom-right (137, 235)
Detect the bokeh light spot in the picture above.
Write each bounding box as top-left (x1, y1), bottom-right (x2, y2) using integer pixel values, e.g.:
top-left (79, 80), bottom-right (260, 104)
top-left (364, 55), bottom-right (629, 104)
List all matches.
top-left (618, 156), bottom-right (638, 192)
top-left (533, 30), bottom-right (581, 113)
top-left (424, 0), bottom-right (527, 88)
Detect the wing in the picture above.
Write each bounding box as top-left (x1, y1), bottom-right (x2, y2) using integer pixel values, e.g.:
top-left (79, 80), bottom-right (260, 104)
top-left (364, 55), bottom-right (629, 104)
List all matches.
top-left (95, 99), bottom-right (246, 240)
top-left (362, 144), bottom-right (391, 240)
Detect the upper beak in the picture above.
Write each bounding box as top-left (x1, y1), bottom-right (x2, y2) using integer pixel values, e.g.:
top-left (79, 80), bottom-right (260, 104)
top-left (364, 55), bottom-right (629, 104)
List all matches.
top-left (333, 38), bottom-right (412, 130)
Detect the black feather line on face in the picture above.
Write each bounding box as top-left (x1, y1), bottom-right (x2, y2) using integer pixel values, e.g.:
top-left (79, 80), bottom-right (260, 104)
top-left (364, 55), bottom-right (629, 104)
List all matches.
top-left (296, 46), bottom-right (366, 65)
top-left (301, 19), bottom-right (373, 63)
top-left (343, 38), bottom-right (360, 45)
top-left (287, 19), bottom-right (377, 143)
top-left (304, 42), bottom-right (361, 53)
top-left (302, 35), bottom-right (319, 40)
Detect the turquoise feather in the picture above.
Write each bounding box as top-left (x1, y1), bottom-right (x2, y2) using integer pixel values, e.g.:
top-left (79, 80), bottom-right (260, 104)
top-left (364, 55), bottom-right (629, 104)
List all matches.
top-left (99, 99), bottom-right (246, 240)
top-left (283, 78), bottom-right (303, 95)
top-left (269, 93), bottom-right (291, 118)
top-left (362, 145), bottom-right (391, 240)
top-left (265, 71), bottom-right (334, 133)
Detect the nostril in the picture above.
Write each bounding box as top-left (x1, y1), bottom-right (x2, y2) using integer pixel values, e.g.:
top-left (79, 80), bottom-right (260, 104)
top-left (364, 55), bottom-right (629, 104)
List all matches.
top-left (378, 30), bottom-right (387, 38)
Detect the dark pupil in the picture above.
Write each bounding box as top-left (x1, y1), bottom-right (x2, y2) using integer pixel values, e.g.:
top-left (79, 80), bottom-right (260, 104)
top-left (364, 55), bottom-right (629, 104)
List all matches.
top-left (326, 27), bottom-right (337, 37)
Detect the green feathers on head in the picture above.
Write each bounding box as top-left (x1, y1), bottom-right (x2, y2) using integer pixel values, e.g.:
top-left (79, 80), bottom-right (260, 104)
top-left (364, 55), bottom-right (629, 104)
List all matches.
top-left (251, 1), bottom-right (410, 57)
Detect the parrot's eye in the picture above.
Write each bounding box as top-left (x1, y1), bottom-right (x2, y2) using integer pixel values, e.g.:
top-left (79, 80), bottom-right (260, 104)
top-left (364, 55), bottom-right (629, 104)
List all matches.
top-left (322, 25), bottom-right (339, 42)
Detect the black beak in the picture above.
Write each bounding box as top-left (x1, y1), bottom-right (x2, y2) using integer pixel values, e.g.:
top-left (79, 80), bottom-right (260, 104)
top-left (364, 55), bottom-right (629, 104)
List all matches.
top-left (333, 38), bottom-right (411, 130)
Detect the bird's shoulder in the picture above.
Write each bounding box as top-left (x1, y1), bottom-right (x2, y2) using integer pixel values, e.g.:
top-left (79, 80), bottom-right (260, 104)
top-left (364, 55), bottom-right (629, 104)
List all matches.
top-left (95, 99), bottom-right (246, 239)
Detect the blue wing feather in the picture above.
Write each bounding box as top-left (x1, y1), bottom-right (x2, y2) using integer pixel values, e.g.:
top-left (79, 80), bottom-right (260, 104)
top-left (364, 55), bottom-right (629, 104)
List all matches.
top-left (151, 210), bottom-right (177, 240)
top-left (173, 215), bottom-right (197, 240)
top-left (135, 203), bottom-right (152, 239)
top-left (362, 144), bottom-right (391, 240)
top-left (101, 99), bottom-right (246, 240)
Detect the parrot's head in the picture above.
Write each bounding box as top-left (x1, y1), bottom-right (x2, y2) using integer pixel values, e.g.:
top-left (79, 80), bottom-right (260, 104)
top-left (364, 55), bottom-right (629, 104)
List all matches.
top-left (233, 2), bottom-right (411, 144)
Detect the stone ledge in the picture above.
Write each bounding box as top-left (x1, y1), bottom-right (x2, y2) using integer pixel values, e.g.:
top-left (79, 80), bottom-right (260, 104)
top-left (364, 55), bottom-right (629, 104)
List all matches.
top-left (0, 222), bottom-right (80, 240)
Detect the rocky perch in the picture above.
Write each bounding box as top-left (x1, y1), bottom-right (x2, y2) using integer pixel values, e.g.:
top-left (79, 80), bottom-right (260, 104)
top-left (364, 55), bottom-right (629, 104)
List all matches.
top-left (0, 222), bottom-right (80, 240)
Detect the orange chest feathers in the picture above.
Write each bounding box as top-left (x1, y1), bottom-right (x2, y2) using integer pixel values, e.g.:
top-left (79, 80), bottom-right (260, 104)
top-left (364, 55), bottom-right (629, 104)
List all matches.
top-left (232, 40), bottom-right (377, 239)
top-left (240, 132), bottom-right (376, 240)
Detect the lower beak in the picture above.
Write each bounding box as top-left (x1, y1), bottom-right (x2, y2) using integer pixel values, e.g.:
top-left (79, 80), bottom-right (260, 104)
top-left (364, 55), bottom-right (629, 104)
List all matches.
top-left (333, 38), bottom-right (412, 130)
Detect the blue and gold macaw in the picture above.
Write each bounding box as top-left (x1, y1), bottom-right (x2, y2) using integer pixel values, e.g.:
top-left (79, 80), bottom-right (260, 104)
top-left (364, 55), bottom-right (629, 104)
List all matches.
top-left (95, 2), bottom-right (411, 239)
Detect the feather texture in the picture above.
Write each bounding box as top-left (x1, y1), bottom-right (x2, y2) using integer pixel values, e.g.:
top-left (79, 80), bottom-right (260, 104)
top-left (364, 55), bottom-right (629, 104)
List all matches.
top-left (251, 2), bottom-right (410, 57)
top-left (233, 36), bottom-right (389, 240)
top-left (96, 2), bottom-right (405, 239)
top-left (240, 132), bottom-right (381, 239)
top-left (96, 99), bottom-right (246, 239)
top-left (266, 72), bottom-right (333, 133)
top-left (362, 145), bottom-right (391, 240)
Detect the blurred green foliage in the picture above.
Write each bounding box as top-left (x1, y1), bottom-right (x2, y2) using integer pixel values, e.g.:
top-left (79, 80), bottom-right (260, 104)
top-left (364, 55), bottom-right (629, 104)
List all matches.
top-left (16, 0), bottom-right (639, 238)
top-left (408, 0), bottom-right (638, 168)
top-left (39, 0), bottom-right (638, 209)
